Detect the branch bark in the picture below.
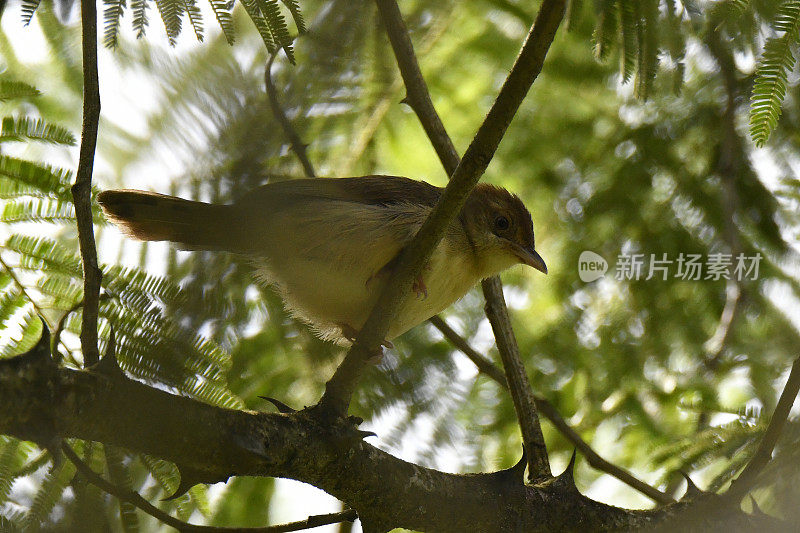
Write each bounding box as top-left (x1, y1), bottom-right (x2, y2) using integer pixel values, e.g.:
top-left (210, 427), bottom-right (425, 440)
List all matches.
top-left (373, 0), bottom-right (565, 479)
top-left (0, 339), bottom-right (773, 532)
top-left (72, 0), bottom-right (103, 366)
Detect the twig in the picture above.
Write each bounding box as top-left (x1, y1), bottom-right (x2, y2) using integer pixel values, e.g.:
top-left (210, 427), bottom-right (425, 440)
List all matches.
top-left (0, 254), bottom-right (79, 365)
top-left (372, 0), bottom-right (565, 479)
top-left (265, 53), bottom-right (316, 178)
top-left (482, 277), bottom-right (549, 478)
top-left (429, 315), bottom-right (675, 504)
top-left (62, 443), bottom-right (358, 533)
top-left (72, 0), bottom-right (103, 366)
top-left (376, 0), bottom-right (459, 175)
top-left (696, 28), bottom-right (746, 428)
top-left (726, 355), bottom-right (800, 500)
top-left (316, 0), bottom-right (566, 426)
top-left (52, 299), bottom-right (87, 365)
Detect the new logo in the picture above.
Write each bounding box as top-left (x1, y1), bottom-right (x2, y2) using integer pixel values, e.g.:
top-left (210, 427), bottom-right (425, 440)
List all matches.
top-left (578, 251), bottom-right (607, 282)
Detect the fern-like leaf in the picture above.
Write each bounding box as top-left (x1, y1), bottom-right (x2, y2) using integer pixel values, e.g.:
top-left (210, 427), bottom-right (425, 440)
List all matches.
top-left (22, 459), bottom-right (76, 529)
top-left (20, 0), bottom-right (42, 25)
top-left (593, 0), bottom-right (617, 61)
top-left (154, 0), bottom-right (184, 45)
top-left (750, 2), bottom-right (800, 147)
top-left (260, 0), bottom-right (295, 63)
top-left (103, 0), bottom-right (128, 49)
top-left (183, 0), bottom-right (205, 41)
top-left (0, 81), bottom-right (40, 101)
top-left (4, 234), bottom-right (83, 278)
top-left (0, 156), bottom-right (74, 201)
top-left (280, 0), bottom-right (306, 33)
top-left (208, 0), bottom-right (236, 45)
top-left (708, 0), bottom-right (751, 28)
top-left (1, 198), bottom-right (77, 224)
top-left (0, 117), bottom-right (76, 146)
top-left (634, 0), bottom-right (659, 99)
top-left (131, 0), bottom-right (150, 38)
top-left (104, 446), bottom-right (140, 533)
top-left (0, 438), bottom-right (21, 505)
top-left (617, 0), bottom-right (639, 83)
top-left (241, 0), bottom-right (277, 52)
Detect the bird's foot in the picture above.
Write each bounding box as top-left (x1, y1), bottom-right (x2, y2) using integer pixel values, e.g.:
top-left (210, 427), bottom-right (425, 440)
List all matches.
top-left (412, 273), bottom-right (428, 300)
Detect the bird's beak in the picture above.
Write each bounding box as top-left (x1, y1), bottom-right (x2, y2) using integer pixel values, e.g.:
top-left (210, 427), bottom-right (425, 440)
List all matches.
top-left (516, 246), bottom-right (547, 274)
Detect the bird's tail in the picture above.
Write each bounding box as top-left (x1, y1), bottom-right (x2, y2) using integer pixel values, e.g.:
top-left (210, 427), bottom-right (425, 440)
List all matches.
top-left (97, 189), bottom-right (242, 251)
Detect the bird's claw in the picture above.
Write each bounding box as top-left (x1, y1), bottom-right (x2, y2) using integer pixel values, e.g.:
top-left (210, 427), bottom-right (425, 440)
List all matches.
top-left (413, 274), bottom-right (428, 300)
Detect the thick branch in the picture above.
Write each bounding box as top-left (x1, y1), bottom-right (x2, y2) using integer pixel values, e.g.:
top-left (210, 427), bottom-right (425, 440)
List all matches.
top-left (72, 0), bottom-right (103, 365)
top-left (0, 346), bottom-right (695, 532)
top-left (0, 345), bottom-right (773, 532)
top-left (429, 315), bottom-right (674, 504)
top-left (373, 0), bottom-right (565, 478)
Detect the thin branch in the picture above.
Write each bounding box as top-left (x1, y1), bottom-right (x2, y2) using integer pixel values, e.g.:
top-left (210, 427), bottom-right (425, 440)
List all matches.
top-left (372, 0), bottom-right (565, 479)
top-left (72, 0), bottom-right (103, 366)
top-left (429, 315), bottom-right (674, 504)
top-left (317, 0), bottom-right (565, 427)
top-left (375, 0), bottom-right (459, 176)
top-left (726, 355), bottom-right (800, 500)
top-left (265, 53), bottom-right (316, 178)
top-left (52, 299), bottom-right (86, 366)
top-left (63, 443), bottom-right (358, 533)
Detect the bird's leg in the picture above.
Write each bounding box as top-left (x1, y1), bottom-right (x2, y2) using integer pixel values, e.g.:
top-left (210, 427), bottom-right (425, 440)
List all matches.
top-left (412, 272), bottom-right (428, 300)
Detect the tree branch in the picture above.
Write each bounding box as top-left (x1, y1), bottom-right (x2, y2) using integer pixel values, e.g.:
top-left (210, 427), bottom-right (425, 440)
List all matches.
top-left (72, 0), bottom-right (103, 366)
top-left (0, 339), bottom-right (772, 532)
top-left (265, 53), bottom-right (316, 178)
top-left (726, 355), bottom-right (800, 500)
top-left (429, 315), bottom-right (674, 504)
top-left (372, 0), bottom-right (565, 479)
top-left (63, 444), bottom-right (357, 532)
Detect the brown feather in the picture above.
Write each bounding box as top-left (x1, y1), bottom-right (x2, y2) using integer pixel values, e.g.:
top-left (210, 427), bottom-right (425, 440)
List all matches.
top-left (97, 190), bottom-right (242, 251)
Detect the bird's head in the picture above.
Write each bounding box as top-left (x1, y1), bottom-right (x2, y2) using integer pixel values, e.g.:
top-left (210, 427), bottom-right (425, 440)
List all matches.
top-left (461, 183), bottom-right (547, 277)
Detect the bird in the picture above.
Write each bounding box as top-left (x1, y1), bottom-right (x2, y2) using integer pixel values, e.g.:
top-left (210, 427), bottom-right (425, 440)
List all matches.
top-left (97, 175), bottom-right (547, 345)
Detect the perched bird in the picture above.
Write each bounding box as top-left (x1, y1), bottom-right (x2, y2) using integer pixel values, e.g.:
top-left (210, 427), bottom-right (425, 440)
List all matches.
top-left (98, 175), bottom-right (546, 344)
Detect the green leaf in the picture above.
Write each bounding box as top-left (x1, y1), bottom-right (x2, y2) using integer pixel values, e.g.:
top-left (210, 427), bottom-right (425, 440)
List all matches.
top-left (183, 0), bottom-right (205, 41)
top-left (240, 0), bottom-right (277, 52)
top-left (259, 0), bottom-right (295, 63)
top-left (750, 37), bottom-right (798, 146)
top-left (103, 0), bottom-right (128, 49)
top-left (0, 155), bottom-right (74, 201)
top-left (1, 198), bottom-right (76, 224)
top-left (154, 0), bottom-right (184, 46)
top-left (131, 0), bottom-right (150, 38)
top-left (20, 0), bottom-right (42, 26)
top-left (208, 0), bottom-right (236, 45)
top-left (22, 459), bottom-right (76, 529)
top-left (104, 446), bottom-right (140, 533)
top-left (280, 0), bottom-right (306, 34)
top-left (618, 0), bottom-right (638, 82)
top-left (0, 80), bottom-right (41, 101)
top-left (0, 116), bottom-right (76, 145)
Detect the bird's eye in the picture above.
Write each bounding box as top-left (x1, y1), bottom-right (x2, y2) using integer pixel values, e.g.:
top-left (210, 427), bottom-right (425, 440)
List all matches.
top-left (494, 216), bottom-right (510, 231)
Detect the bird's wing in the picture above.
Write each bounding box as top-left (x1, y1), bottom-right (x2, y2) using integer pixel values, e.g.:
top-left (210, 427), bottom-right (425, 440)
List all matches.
top-left (235, 175), bottom-right (442, 211)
